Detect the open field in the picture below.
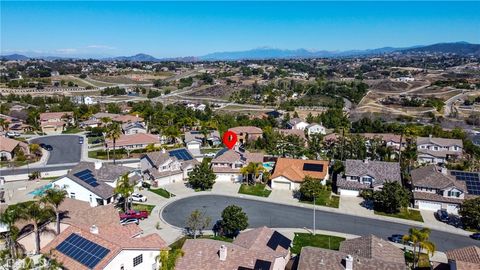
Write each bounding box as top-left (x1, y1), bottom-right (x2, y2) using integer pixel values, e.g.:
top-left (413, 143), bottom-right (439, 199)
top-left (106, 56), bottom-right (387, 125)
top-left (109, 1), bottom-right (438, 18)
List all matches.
top-left (89, 75), bottom-right (151, 85)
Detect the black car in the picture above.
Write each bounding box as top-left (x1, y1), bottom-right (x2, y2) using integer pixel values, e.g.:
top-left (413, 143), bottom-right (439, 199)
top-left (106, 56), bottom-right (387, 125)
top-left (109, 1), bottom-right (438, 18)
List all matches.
top-left (388, 234), bottom-right (404, 244)
top-left (39, 143), bottom-right (53, 151)
top-left (436, 209), bottom-right (449, 222)
top-left (471, 233), bottom-right (480, 240)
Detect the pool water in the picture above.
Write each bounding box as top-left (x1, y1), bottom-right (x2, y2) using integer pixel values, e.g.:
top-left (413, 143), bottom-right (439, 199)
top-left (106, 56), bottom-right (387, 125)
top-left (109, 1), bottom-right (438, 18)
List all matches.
top-left (29, 183), bottom-right (53, 196)
top-left (263, 162), bottom-right (275, 171)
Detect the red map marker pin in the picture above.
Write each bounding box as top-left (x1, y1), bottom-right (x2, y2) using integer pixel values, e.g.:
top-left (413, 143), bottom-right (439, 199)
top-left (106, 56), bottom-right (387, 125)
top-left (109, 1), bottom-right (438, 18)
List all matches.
top-left (222, 131), bottom-right (238, 150)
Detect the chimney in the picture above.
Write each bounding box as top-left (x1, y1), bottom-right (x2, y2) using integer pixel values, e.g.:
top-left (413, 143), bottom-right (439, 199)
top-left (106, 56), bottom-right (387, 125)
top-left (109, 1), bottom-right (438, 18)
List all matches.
top-left (429, 134), bottom-right (433, 139)
top-left (90, 225), bottom-right (99, 234)
top-left (94, 162), bottom-right (102, 170)
top-left (219, 245), bottom-right (227, 261)
top-left (345, 255), bottom-right (353, 270)
top-left (363, 159), bottom-right (368, 164)
top-left (162, 148), bottom-right (166, 154)
top-left (440, 166), bottom-right (448, 175)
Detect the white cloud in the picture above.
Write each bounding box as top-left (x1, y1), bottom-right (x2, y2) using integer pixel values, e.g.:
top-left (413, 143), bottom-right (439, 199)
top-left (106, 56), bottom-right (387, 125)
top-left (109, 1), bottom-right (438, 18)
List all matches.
top-left (55, 48), bottom-right (78, 54)
top-left (86, 45), bottom-right (116, 50)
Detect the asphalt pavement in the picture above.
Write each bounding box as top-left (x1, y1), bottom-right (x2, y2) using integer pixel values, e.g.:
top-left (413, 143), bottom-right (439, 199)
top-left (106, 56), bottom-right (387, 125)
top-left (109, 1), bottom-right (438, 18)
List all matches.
top-left (162, 195), bottom-right (479, 251)
top-left (31, 135), bottom-right (82, 165)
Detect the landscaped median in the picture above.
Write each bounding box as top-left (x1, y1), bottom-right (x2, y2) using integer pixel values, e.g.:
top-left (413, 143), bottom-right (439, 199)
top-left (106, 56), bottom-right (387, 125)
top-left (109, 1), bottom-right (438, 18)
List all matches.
top-left (291, 233), bottom-right (345, 254)
top-left (238, 183), bottom-right (272, 197)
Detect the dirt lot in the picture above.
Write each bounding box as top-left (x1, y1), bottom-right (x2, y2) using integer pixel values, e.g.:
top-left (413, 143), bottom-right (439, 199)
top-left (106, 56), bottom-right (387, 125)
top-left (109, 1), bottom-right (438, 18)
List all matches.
top-left (90, 75), bottom-right (150, 84)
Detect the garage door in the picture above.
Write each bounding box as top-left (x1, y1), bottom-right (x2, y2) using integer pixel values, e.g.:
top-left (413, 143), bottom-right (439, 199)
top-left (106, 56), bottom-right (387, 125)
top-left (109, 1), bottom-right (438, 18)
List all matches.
top-left (339, 189), bottom-right (359, 196)
top-left (418, 201), bottom-right (442, 211)
top-left (273, 181), bottom-right (291, 190)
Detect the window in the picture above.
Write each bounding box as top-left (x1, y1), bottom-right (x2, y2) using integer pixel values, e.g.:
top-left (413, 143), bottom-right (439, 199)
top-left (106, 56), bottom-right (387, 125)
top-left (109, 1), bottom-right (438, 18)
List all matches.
top-left (133, 254), bottom-right (143, 267)
top-left (70, 192), bottom-right (75, 199)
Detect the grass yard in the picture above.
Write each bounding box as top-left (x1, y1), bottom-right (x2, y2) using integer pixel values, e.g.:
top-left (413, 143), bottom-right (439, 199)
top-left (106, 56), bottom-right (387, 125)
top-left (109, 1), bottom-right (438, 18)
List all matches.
top-left (374, 208), bottom-right (424, 222)
top-left (405, 251), bottom-right (431, 268)
top-left (131, 203), bottom-right (155, 214)
top-left (62, 127), bottom-right (83, 134)
top-left (291, 233), bottom-right (345, 254)
top-left (299, 190), bottom-right (340, 208)
top-left (238, 184), bottom-right (272, 197)
top-left (169, 235), bottom-right (232, 250)
top-left (149, 188), bottom-right (173, 198)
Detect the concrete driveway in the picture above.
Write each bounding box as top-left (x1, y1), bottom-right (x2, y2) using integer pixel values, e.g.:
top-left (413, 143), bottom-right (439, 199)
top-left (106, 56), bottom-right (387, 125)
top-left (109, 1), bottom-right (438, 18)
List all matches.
top-left (31, 135), bottom-right (82, 165)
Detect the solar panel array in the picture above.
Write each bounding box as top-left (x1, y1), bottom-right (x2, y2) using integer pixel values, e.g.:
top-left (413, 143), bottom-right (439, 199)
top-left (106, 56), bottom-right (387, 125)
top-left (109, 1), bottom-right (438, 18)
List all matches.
top-left (56, 233), bottom-right (110, 269)
top-left (73, 169), bottom-right (99, 187)
top-left (169, 149), bottom-right (193, 161)
top-left (450, 171), bottom-right (480, 195)
top-left (303, 163), bottom-right (324, 172)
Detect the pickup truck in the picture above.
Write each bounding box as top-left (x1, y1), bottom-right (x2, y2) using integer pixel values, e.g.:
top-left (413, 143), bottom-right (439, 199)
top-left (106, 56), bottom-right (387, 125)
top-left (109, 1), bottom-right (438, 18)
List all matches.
top-left (119, 210), bottom-right (149, 220)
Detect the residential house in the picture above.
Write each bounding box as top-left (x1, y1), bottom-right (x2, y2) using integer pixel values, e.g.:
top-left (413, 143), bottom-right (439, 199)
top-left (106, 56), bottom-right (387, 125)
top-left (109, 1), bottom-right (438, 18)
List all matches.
top-left (39, 199), bottom-right (167, 270)
top-left (81, 113), bottom-right (144, 128)
top-left (52, 162), bottom-right (139, 206)
top-left (140, 148), bottom-right (199, 186)
top-left (211, 148), bottom-right (264, 182)
top-left (306, 123), bottom-right (326, 136)
top-left (176, 226), bottom-right (291, 270)
top-left (122, 122), bottom-right (147, 135)
top-left (445, 246), bottom-right (480, 270)
top-left (297, 235), bottom-right (406, 270)
top-left (271, 158), bottom-right (329, 190)
top-left (184, 130), bottom-right (221, 155)
top-left (0, 137), bottom-right (29, 161)
top-left (287, 118), bottom-right (309, 130)
top-left (228, 126), bottom-right (263, 144)
top-left (417, 136), bottom-right (463, 164)
top-left (361, 133), bottom-right (405, 151)
top-left (337, 159), bottom-right (402, 196)
top-left (72, 96), bottom-right (95, 105)
top-left (105, 133), bottom-right (160, 151)
top-left (411, 165), bottom-right (467, 214)
top-left (276, 128), bottom-right (307, 142)
top-left (39, 111), bottom-right (74, 134)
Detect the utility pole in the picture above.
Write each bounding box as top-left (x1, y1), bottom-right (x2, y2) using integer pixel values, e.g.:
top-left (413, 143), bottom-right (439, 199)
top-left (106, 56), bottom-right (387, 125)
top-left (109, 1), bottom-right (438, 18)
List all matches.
top-left (313, 195), bottom-right (316, 235)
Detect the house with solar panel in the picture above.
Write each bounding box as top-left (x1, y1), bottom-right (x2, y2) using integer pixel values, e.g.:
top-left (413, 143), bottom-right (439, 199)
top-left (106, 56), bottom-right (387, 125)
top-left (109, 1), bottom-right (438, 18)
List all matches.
top-left (416, 136), bottom-right (463, 164)
top-left (336, 159), bottom-right (402, 196)
top-left (270, 158), bottom-right (330, 191)
top-left (411, 165), bottom-right (469, 214)
top-left (140, 148), bottom-right (199, 186)
top-left (52, 162), bottom-right (140, 207)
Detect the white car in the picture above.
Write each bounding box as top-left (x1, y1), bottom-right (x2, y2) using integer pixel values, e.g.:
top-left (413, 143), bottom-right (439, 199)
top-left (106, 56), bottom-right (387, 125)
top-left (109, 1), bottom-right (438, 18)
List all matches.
top-left (5, 131), bottom-right (20, 138)
top-left (130, 193), bottom-right (147, 202)
top-left (120, 218), bottom-right (139, 225)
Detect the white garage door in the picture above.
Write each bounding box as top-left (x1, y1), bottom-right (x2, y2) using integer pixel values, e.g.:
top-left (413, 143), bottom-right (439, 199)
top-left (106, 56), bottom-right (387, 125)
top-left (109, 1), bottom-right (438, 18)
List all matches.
top-left (339, 189), bottom-right (359, 197)
top-left (446, 204), bottom-right (459, 215)
top-left (418, 201), bottom-right (442, 211)
top-left (273, 181), bottom-right (291, 190)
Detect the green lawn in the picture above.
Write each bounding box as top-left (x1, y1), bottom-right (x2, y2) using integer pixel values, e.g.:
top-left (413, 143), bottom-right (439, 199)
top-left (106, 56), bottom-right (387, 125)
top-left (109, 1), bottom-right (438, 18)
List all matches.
top-left (374, 208), bottom-right (424, 222)
top-left (291, 233), bottom-right (345, 254)
top-left (238, 184), bottom-right (271, 197)
top-left (87, 136), bottom-right (104, 144)
top-left (62, 127), bottom-right (83, 134)
top-left (131, 203), bottom-right (155, 214)
top-left (299, 190), bottom-right (340, 208)
top-left (169, 235), bottom-right (232, 250)
top-left (405, 251), bottom-right (430, 268)
top-left (149, 188), bottom-right (173, 198)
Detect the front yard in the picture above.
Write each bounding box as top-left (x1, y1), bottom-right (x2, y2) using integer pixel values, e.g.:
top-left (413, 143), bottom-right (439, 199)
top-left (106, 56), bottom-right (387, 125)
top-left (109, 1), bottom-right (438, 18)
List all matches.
top-left (374, 208), bottom-right (424, 222)
top-left (238, 183), bottom-right (271, 197)
top-left (131, 203), bottom-right (156, 214)
top-left (291, 233), bottom-right (345, 254)
top-left (299, 189), bottom-right (340, 208)
top-left (149, 188), bottom-right (174, 198)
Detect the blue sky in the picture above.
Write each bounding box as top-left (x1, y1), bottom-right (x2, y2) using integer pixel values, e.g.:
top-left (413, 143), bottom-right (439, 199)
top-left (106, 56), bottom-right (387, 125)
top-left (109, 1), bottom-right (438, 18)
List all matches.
top-left (1, 1), bottom-right (479, 58)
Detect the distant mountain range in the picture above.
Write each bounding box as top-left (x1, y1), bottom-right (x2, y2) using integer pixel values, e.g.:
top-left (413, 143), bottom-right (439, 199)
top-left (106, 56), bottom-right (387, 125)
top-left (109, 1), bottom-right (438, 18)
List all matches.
top-left (2, 42), bottom-right (479, 62)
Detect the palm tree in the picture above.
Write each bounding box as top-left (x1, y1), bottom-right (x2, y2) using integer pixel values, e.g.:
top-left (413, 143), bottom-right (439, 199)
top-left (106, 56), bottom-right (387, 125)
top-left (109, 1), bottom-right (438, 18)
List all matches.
top-left (0, 118), bottom-right (10, 132)
top-left (0, 206), bottom-right (24, 259)
top-left (115, 173), bottom-right (134, 212)
top-left (19, 201), bottom-right (55, 254)
top-left (40, 189), bottom-right (68, 235)
top-left (106, 122), bottom-right (122, 164)
top-left (240, 162), bottom-right (266, 185)
top-left (403, 227), bottom-right (436, 268)
top-left (163, 125), bottom-right (180, 145)
top-left (157, 249), bottom-right (184, 270)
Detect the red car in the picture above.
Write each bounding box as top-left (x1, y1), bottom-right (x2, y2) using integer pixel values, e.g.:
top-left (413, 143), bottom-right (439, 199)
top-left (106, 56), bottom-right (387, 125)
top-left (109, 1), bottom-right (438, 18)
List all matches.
top-left (119, 210), bottom-right (149, 220)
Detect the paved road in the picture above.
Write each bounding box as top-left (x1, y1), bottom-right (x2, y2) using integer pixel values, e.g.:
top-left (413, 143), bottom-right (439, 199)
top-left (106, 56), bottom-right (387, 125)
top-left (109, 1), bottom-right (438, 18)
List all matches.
top-left (162, 195), bottom-right (479, 251)
top-left (31, 135), bottom-right (82, 165)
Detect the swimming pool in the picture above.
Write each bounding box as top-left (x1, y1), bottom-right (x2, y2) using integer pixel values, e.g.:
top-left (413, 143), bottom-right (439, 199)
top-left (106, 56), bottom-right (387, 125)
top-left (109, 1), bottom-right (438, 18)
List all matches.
top-left (263, 162), bottom-right (275, 171)
top-left (29, 183), bottom-right (53, 196)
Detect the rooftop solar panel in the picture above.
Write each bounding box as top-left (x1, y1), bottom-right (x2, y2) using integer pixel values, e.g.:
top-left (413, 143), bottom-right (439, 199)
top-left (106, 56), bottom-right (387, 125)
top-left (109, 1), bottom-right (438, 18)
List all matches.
top-left (169, 149), bottom-right (193, 161)
top-left (303, 163), bottom-right (324, 172)
top-left (451, 171), bottom-right (480, 195)
top-left (74, 169), bottom-right (100, 187)
top-left (56, 233), bottom-right (110, 269)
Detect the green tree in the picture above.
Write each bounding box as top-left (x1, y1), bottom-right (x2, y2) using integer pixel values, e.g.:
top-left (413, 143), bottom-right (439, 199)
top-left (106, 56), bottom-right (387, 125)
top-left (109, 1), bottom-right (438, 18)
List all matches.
top-left (186, 209), bottom-right (211, 239)
top-left (106, 122), bottom-right (122, 164)
top-left (115, 173), bottom-right (134, 211)
top-left (19, 201), bottom-right (55, 254)
top-left (373, 182), bottom-right (410, 214)
top-left (403, 228), bottom-right (435, 268)
top-left (221, 205), bottom-right (248, 236)
top-left (0, 205), bottom-right (24, 259)
top-left (187, 161), bottom-right (216, 191)
top-left (459, 197), bottom-right (480, 230)
top-left (158, 249), bottom-right (184, 270)
top-left (240, 162), bottom-right (266, 185)
top-left (40, 188), bottom-right (68, 235)
top-left (298, 176), bottom-right (325, 201)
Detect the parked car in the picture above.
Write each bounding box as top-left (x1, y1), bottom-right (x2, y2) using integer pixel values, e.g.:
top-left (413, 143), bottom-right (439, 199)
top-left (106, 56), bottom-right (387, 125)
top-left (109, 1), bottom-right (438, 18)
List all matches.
top-left (39, 143), bottom-right (53, 151)
top-left (204, 152), bottom-right (216, 158)
top-left (130, 193), bottom-right (147, 202)
top-left (6, 131), bottom-right (20, 138)
top-left (120, 218), bottom-right (139, 225)
top-left (119, 210), bottom-right (149, 220)
top-left (436, 209), bottom-right (449, 222)
top-left (471, 233), bottom-right (480, 240)
top-left (388, 234), bottom-right (405, 244)
top-left (78, 137), bottom-right (84, 144)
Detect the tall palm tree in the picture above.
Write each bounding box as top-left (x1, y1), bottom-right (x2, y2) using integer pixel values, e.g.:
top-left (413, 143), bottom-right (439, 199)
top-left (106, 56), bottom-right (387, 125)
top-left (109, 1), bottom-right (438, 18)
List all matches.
top-left (403, 227), bottom-right (436, 268)
top-left (19, 201), bottom-right (55, 254)
top-left (40, 189), bottom-right (68, 235)
top-left (115, 173), bottom-right (134, 212)
top-left (106, 122), bottom-right (122, 164)
top-left (240, 162), bottom-right (266, 185)
top-left (0, 206), bottom-right (24, 259)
